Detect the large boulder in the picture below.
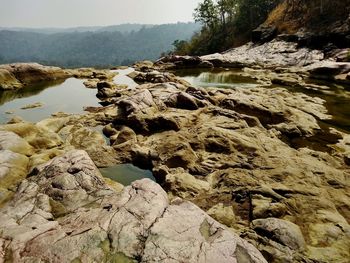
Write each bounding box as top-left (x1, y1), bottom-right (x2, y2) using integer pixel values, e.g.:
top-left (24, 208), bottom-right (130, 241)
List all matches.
top-left (252, 218), bottom-right (306, 251)
top-left (306, 61), bottom-right (350, 79)
top-left (0, 122), bottom-right (63, 150)
top-left (0, 63), bottom-right (70, 90)
top-left (0, 149), bottom-right (29, 205)
top-left (0, 150), bottom-right (267, 263)
top-left (58, 124), bottom-right (118, 167)
top-left (0, 130), bottom-right (34, 156)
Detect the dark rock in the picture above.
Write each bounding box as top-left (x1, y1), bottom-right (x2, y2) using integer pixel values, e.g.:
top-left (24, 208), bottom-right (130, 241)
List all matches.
top-left (252, 25), bottom-right (277, 43)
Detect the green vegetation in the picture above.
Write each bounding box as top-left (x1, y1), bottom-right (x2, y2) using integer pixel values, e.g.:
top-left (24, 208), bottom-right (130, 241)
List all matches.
top-left (0, 23), bottom-right (200, 68)
top-left (172, 0), bottom-right (281, 55)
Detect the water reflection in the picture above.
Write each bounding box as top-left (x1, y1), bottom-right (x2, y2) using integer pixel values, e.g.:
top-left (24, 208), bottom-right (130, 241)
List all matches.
top-left (276, 80), bottom-right (350, 133)
top-left (112, 68), bottom-right (138, 88)
top-left (176, 68), bottom-right (350, 134)
top-left (0, 78), bottom-right (100, 123)
top-left (100, 163), bottom-right (155, 186)
top-left (175, 68), bottom-right (350, 154)
top-left (175, 68), bottom-right (259, 89)
top-left (0, 79), bottom-right (65, 106)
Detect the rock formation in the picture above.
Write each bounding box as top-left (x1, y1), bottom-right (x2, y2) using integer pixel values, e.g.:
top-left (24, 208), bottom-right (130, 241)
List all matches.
top-left (93, 63), bottom-right (349, 262)
top-left (0, 63), bottom-right (70, 90)
top-left (0, 38), bottom-right (350, 262)
top-left (0, 150), bottom-right (267, 263)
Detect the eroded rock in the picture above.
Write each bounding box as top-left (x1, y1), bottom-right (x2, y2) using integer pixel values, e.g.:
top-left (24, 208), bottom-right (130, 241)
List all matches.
top-left (0, 63), bottom-right (70, 88)
top-left (0, 150), bottom-right (267, 263)
top-left (252, 218), bottom-right (306, 251)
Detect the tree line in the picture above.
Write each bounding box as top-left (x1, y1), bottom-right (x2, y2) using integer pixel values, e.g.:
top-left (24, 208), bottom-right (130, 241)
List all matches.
top-left (173, 0), bottom-right (281, 55)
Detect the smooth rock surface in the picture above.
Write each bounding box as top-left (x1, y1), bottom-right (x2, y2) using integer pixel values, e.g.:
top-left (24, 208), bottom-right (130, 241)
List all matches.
top-left (252, 218), bottom-right (306, 250)
top-left (0, 150), bottom-right (267, 263)
top-left (0, 130), bottom-right (34, 156)
top-left (0, 63), bottom-right (70, 89)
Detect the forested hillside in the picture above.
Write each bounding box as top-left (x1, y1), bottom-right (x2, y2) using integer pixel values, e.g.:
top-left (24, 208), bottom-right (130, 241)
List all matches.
top-left (265, 0), bottom-right (350, 34)
top-left (173, 0), bottom-right (350, 55)
top-left (0, 23), bottom-right (200, 67)
top-left (173, 0), bottom-right (282, 55)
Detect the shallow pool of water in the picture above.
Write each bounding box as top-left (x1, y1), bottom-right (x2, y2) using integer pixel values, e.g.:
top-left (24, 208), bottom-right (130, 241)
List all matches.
top-left (175, 68), bottom-right (350, 134)
top-left (100, 163), bottom-right (155, 186)
top-left (175, 68), bottom-right (350, 154)
top-left (0, 78), bottom-right (100, 123)
top-left (289, 81), bottom-right (350, 133)
top-left (112, 68), bottom-right (138, 88)
top-left (175, 68), bottom-right (259, 89)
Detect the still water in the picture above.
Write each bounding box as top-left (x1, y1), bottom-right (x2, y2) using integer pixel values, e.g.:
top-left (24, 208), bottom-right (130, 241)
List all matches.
top-left (175, 68), bottom-right (350, 133)
top-left (100, 164), bottom-right (155, 186)
top-left (101, 69), bottom-right (157, 185)
top-left (112, 68), bottom-right (138, 88)
top-left (0, 78), bottom-right (100, 123)
top-left (175, 68), bottom-right (259, 89)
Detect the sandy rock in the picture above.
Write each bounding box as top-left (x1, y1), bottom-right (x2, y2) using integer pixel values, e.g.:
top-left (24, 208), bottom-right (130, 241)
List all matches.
top-left (20, 102), bottom-right (44, 110)
top-left (252, 195), bottom-right (287, 219)
top-left (104, 64), bottom-right (350, 263)
top-left (0, 150), bottom-right (267, 263)
top-left (207, 203), bottom-right (236, 227)
top-left (156, 55), bottom-right (214, 69)
top-left (132, 60), bottom-right (155, 71)
top-left (0, 63), bottom-right (70, 87)
top-left (6, 116), bottom-right (25, 124)
top-left (164, 169), bottom-right (211, 198)
top-left (110, 126), bottom-right (136, 146)
top-left (131, 70), bottom-right (190, 87)
top-left (68, 68), bottom-right (117, 80)
top-left (0, 130), bottom-right (34, 156)
top-left (307, 222), bottom-right (350, 263)
top-left (271, 75), bottom-right (301, 87)
top-left (28, 148), bottom-right (69, 171)
top-left (0, 122), bottom-right (63, 149)
top-left (0, 150), bottom-right (29, 204)
top-left (0, 68), bottom-right (23, 90)
top-left (59, 124), bottom-right (117, 167)
top-left (36, 117), bottom-right (70, 133)
top-left (96, 81), bottom-right (126, 98)
top-left (83, 78), bottom-right (99, 89)
top-left (118, 88), bottom-right (157, 115)
top-left (253, 218), bottom-right (306, 251)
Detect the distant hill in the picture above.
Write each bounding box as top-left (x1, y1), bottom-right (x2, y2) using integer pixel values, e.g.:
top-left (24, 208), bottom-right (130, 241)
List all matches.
top-left (0, 23), bottom-right (155, 34)
top-left (0, 22), bottom-right (201, 67)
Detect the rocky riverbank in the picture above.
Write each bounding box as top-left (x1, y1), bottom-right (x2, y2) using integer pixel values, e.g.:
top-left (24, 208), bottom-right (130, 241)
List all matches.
top-left (0, 43), bottom-right (350, 263)
top-left (0, 150), bottom-right (266, 263)
top-left (0, 63), bottom-right (116, 91)
top-left (157, 39), bottom-right (350, 86)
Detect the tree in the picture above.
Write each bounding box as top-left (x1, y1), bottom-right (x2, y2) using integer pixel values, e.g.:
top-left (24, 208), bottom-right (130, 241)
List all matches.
top-left (173, 0), bottom-right (281, 56)
top-left (194, 0), bottom-right (219, 30)
top-left (217, 0), bottom-right (239, 26)
top-left (172, 40), bottom-right (189, 55)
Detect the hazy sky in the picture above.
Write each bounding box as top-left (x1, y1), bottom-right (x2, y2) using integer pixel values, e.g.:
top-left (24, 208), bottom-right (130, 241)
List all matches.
top-left (0, 0), bottom-right (202, 28)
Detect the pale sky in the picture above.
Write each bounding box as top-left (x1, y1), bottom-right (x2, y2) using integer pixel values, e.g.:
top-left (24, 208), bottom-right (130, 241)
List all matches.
top-left (0, 0), bottom-right (202, 28)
